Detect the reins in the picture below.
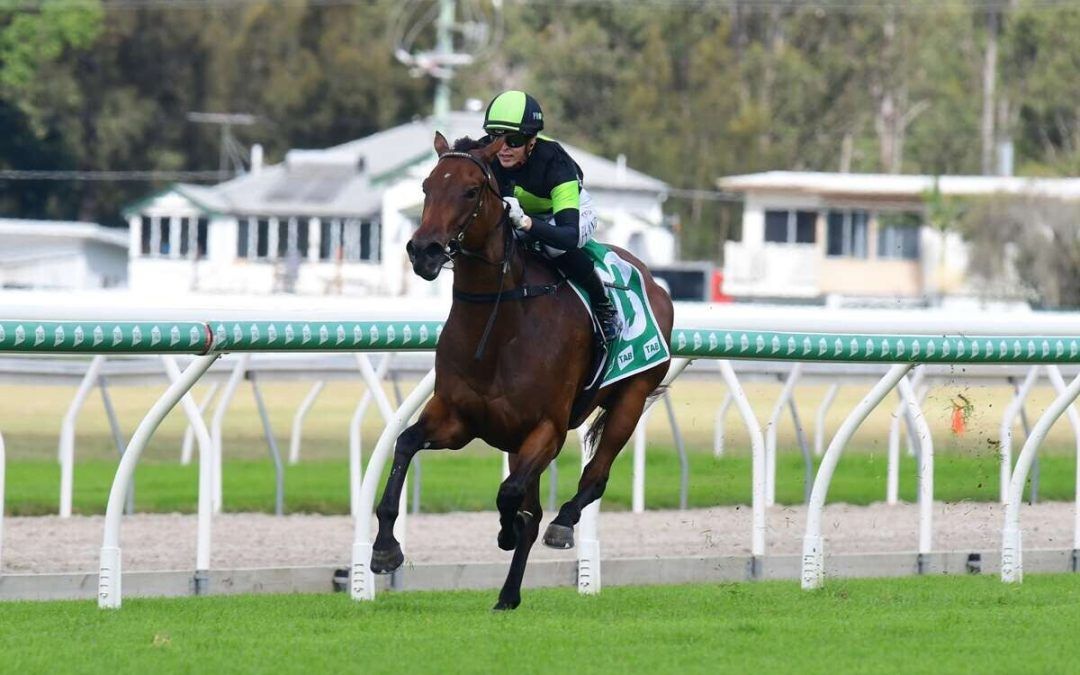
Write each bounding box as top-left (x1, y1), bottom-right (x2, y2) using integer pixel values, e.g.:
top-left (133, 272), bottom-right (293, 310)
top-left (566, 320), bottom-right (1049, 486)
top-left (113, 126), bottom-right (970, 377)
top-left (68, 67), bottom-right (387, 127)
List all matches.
top-left (434, 150), bottom-right (562, 360)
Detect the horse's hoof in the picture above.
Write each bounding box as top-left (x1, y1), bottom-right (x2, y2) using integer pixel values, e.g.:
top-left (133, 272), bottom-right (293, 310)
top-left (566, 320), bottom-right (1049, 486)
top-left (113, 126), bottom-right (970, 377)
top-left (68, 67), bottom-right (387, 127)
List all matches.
top-left (497, 528), bottom-right (518, 551)
top-left (370, 543), bottom-right (403, 574)
top-left (543, 523), bottom-right (575, 549)
top-left (492, 597), bottom-right (520, 611)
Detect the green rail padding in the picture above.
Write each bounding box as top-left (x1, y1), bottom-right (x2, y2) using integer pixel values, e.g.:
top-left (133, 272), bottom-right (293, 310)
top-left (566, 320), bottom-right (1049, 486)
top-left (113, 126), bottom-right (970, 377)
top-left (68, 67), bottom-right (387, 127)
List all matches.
top-left (0, 321), bottom-right (210, 354)
top-left (669, 328), bottom-right (1080, 364)
top-left (208, 320), bottom-right (444, 352)
top-left (2, 319), bottom-right (1079, 366)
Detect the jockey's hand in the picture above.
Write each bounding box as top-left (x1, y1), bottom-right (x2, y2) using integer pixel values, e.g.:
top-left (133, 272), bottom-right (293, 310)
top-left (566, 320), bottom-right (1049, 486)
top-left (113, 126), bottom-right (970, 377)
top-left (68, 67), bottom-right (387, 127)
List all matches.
top-left (504, 197), bottom-right (531, 231)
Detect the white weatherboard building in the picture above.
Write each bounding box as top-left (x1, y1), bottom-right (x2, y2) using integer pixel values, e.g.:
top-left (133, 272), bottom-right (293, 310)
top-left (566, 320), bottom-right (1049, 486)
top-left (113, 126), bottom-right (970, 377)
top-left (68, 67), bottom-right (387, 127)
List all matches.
top-left (0, 219), bottom-right (127, 290)
top-left (126, 112), bottom-right (673, 298)
top-left (718, 171), bottom-right (1080, 303)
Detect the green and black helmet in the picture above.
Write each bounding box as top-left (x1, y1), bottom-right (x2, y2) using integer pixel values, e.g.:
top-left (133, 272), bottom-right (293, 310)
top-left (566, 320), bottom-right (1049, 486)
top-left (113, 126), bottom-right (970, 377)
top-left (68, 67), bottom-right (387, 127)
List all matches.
top-left (483, 90), bottom-right (544, 137)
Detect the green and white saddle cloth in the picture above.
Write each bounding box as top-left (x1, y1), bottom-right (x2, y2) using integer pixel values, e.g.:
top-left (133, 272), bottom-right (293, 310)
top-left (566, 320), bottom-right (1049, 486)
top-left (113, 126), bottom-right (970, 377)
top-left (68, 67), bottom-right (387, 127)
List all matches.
top-left (565, 241), bottom-right (671, 388)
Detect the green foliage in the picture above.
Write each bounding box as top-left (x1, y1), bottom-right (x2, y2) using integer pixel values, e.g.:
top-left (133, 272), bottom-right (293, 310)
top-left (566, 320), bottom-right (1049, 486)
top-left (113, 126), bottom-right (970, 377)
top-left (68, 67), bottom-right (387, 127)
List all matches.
top-left (0, 0), bottom-right (102, 91)
top-left (923, 179), bottom-right (966, 235)
top-left (958, 193), bottom-right (1080, 307)
top-left (1, 2), bottom-right (1079, 256)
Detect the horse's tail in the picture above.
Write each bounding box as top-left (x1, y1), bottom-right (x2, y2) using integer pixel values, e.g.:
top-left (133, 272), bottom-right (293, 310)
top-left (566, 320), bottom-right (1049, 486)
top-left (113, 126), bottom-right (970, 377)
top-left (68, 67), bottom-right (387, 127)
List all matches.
top-left (583, 385), bottom-right (668, 455)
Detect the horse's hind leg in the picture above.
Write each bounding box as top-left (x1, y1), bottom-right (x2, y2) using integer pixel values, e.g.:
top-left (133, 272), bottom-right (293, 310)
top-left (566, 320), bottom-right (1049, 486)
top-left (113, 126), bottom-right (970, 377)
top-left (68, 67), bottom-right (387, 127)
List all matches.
top-left (371, 397), bottom-right (466, 574)
top-left (545, 379), bottom-right (656, 549)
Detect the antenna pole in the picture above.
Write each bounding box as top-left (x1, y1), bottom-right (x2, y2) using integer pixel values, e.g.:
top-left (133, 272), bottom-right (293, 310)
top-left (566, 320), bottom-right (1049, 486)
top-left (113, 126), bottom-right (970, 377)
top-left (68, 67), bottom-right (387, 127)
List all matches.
top-left (433, 0), bottom-right (455, 123)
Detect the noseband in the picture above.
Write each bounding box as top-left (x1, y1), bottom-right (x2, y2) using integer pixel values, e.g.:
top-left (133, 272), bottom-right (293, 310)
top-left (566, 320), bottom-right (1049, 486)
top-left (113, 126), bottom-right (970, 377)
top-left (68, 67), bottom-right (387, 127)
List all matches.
top-left (434, 151), bottom-right (507, 264)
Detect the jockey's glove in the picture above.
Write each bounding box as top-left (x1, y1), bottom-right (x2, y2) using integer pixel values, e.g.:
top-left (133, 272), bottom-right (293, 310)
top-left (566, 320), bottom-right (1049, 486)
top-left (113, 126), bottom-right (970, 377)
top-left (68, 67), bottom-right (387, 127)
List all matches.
top-left (503, 197), bottom-right (531, 231)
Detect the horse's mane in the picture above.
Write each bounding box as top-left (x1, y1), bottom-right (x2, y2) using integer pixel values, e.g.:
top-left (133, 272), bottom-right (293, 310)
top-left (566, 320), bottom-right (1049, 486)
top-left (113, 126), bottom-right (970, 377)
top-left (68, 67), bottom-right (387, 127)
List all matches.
top-left (452, 136), bottom-right (486, 152)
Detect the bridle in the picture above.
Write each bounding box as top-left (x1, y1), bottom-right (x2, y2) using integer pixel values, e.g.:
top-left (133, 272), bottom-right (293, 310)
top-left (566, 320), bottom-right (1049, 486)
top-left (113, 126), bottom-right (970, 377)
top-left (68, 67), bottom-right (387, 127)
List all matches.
top-left (434, 151), bottom-right (510, 268)
top-left (427, 150), bottom-right (561, 360)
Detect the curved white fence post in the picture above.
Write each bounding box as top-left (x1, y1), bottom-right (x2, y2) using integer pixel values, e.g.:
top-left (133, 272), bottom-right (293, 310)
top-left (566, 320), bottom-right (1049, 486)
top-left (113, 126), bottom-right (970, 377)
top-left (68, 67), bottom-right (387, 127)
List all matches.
top-left (181, 382), bottom-right (220, 466)
top-left (629, 358), bottom-right (691, 514)
top-left (349, 355), bottom-right (393, 516)
top-left (901, 367), bottom-right (926, 458)
top-left (898, 375), bottom-right (934, 561)
top-left (351, 367), bottom-right (436, 602)
top-left (905, 379), bottom-right (930, 458)
top-left (1000, 366), bottom-right (1040, 504)
top-left (713, 391), bottom-right (734, 458)
top-left (98, 353), bottom-right (220, 609)
top-left (209, 354), bottom-right (249, 513)
top-left (1001, 371), bottom-right (1080, 584)
top-left (59, 354), bottom-right (106, 518)
top-left (766, 363), bottom-right (802, 506)
top-left (814, 383), bottom-right (839, 458)
top-left (352, 354), bottom-right (396, 521)
top-left (887, 368), bottom-right (927, 504)
top-left (1043, 366), bottom-right (1080, 557)
top-left (288, 381), bottom-right (326, 465)
top-left (717, 360), bottom-right (767, 560)
top-left (632, 406), bottom-right (654, 513)
top-left (886, 395), bottom-right (903, 505)
top-left (162, 356), bottom-right (216, 589)
top-left (802, 363), bottom-right (912, 590)
top-left (576, 424), bottom-right (600, 595)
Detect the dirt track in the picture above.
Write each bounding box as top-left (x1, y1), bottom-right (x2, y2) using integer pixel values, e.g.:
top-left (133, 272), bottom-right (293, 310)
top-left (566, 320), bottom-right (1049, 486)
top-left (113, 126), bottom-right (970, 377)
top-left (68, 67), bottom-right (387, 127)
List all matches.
top-left (3, 500), bottom-right (1075, 574)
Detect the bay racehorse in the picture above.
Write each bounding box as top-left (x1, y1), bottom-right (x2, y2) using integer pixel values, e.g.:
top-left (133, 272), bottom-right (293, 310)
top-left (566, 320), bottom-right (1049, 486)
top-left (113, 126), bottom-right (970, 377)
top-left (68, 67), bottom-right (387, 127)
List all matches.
top-left (370, 132), bottom-right (674, 610)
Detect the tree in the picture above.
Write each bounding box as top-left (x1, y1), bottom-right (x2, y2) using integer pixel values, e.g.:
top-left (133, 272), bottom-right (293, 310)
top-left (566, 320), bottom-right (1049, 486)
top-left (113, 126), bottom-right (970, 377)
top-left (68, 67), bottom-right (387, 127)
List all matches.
top-left (0, 0), bottom-right (102, 91)
top-left (960, 194), bottom-right (1080, 308)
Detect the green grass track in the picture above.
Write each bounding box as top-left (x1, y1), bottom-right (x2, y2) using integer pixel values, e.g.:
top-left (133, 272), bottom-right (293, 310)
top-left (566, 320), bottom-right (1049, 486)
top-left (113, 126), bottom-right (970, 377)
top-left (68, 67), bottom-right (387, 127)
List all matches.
top-left (2, 576), bottom-right (1080, 674)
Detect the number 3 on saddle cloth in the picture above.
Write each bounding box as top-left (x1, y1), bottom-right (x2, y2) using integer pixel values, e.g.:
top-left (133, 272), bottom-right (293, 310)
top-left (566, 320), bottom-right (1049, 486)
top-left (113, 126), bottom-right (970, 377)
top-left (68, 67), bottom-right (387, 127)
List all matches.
top-left (567, 241), bottom-right (671, 397)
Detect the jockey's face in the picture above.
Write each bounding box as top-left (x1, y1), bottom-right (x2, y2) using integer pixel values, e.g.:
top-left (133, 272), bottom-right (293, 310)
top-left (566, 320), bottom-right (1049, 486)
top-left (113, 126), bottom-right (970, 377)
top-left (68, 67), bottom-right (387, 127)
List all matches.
top-left (496, 137), bottom-right (536, 169)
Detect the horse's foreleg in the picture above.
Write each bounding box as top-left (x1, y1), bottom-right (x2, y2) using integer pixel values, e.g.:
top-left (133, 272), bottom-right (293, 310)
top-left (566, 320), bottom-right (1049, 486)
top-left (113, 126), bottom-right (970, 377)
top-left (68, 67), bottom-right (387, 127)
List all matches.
top-left (493, 422), bottom-right (559, 610)
top-left (371, 398), bottom-right (465, 574)
top-left (493, 476), bottom-right (541, 611)
top-left (545, 383), bottom-right (653, 549)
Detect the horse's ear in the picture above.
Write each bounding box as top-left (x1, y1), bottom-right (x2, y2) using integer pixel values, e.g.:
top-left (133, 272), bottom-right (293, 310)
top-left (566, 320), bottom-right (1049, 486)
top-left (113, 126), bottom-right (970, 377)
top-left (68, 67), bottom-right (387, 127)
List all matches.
top-left (434, 131), bottom-right (450, 156)
top-left (478, 135), bottom-right (505, 163)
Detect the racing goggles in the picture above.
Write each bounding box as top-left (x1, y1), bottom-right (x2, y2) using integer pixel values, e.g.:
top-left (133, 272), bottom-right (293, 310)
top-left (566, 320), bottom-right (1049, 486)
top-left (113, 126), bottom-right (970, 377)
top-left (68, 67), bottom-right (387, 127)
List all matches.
top-left (490, 130), bottom-right (532, 148)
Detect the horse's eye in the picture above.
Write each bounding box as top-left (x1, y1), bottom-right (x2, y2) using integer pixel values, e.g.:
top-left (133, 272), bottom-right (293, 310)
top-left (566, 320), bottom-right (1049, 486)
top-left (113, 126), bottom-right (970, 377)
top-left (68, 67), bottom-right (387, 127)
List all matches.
top-left (464, 187), bottom-right (479, 199)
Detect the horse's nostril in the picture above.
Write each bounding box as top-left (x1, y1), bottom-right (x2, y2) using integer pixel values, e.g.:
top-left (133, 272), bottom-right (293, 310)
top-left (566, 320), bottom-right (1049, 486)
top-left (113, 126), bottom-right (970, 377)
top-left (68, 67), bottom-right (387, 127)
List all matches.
top-left (424, 242), bottom-right (445, 258)
top-left (405, 240), bottom-right (417, 262)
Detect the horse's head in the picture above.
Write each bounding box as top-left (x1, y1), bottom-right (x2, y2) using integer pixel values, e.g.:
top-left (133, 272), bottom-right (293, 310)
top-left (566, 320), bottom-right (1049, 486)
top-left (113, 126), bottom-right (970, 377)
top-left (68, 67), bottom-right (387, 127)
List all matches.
top-left (407, 131), bottom-right (504, 280)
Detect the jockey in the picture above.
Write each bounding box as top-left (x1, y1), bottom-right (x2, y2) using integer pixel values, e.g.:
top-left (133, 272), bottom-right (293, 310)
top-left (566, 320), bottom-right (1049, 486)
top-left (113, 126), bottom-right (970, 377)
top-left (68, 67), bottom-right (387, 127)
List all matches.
top-left (481, 90), bottom-right (622, 344)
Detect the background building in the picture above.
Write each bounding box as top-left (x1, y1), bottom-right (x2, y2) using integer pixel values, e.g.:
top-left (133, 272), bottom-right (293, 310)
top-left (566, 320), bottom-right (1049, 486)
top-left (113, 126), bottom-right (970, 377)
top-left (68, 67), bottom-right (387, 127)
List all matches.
top-left (718, 171), bottom-right (1080, 304)
top-left (0, 219), bottom-right (127, 290)
top-left (125, 112), bottom-right (673, 298)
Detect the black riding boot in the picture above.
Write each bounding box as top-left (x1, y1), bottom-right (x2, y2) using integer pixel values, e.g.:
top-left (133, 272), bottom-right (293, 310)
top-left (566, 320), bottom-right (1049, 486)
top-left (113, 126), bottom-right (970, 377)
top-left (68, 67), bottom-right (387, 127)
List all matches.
top-left (552, 247), bottom-right (622, 344)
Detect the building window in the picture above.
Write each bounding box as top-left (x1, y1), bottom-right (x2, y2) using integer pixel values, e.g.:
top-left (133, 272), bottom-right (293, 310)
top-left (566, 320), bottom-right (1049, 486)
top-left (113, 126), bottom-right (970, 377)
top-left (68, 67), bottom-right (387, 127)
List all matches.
top-left (179, 217), bottom-right (209, 258)
top-left (256, 219), bottom-right (270, 258)
top-left (140, 218), bottom-right (152, 255)
top-left (238, 218), bottom-right (250, 258)
top-left (159, 218), bottom-right (172, 256)
top-left (764, 209), bottom-right (816, 244)
top-left (196, 218), bottom-right (209, 258)
top-left (317, 218), bottom-right (380, 263)
top-left (826, 210), bottom-right (869, 258)
top-left (238, 216), bottom-right (317, 261)
top-left (138, 216), bottom-right (208, 259)
top-left (878, 213), bottom-right (921, 260)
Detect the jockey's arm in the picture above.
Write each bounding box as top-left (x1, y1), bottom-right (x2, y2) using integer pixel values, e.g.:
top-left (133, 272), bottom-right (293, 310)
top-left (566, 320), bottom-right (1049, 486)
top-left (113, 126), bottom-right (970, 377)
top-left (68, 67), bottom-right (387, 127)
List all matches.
top-left (524, 179), bottom-right (580, 251)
